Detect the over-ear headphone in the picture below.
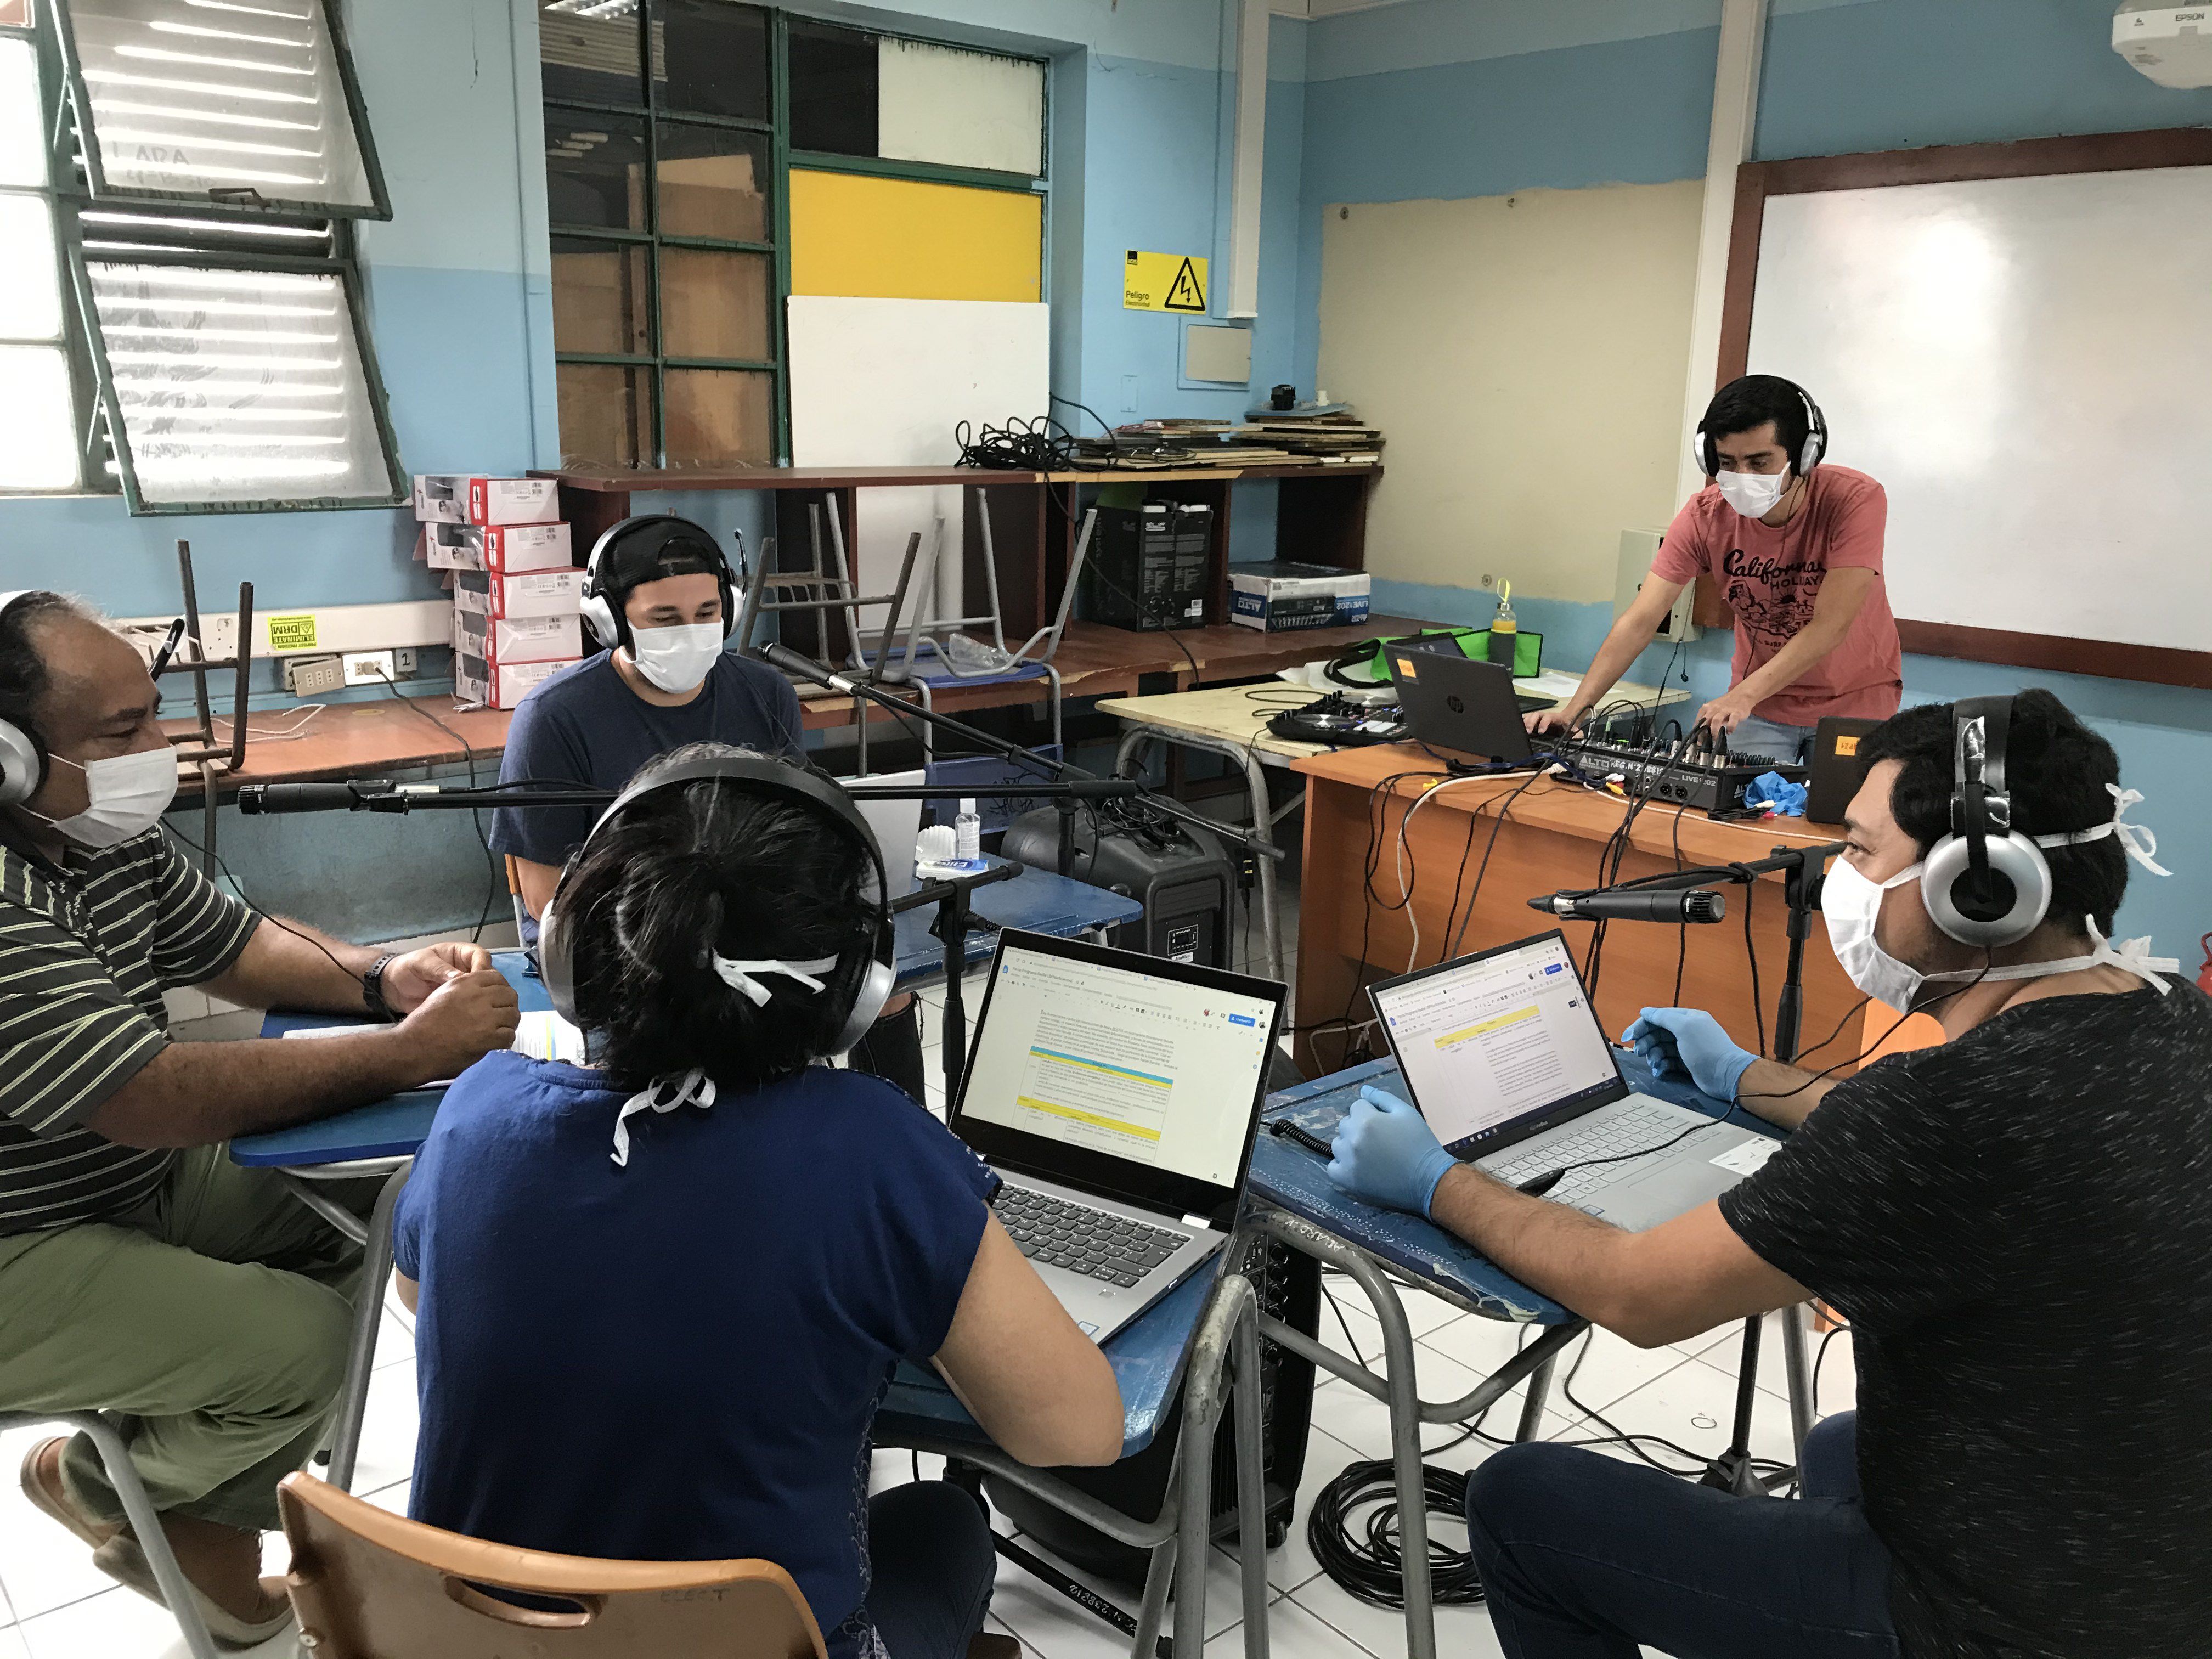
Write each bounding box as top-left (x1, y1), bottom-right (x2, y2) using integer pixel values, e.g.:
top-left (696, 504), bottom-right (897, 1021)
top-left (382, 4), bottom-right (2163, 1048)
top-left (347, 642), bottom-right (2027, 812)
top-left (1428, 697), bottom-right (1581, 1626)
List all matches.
top-left (1692, 377), bottom-right (1828, 479)
top-left (579, 516), bottom-right (738, 654)
top-left (0, 590), bottom-right (49, 806)
top-left (538, 751), bottom-right (895, 1059)
top-left (1920, 696), bottom-right (2053, 947)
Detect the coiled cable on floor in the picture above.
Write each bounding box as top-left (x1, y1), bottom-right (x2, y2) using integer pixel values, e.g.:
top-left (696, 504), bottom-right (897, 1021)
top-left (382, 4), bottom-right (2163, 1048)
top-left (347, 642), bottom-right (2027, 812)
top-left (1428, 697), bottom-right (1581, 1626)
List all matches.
top-left (1306, 1459), bottom-right (1486, 1609)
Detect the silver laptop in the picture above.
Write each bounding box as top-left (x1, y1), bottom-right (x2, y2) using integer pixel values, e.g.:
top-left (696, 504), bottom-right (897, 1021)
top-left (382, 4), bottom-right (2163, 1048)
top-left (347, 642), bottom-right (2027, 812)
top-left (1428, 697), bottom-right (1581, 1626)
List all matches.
top-left (951, 930), bottom-right (1286, 1342)
top-left (842, 769), bottom-right (925, 899)
top-left (1368, 931), bottom-right (1770, 1231)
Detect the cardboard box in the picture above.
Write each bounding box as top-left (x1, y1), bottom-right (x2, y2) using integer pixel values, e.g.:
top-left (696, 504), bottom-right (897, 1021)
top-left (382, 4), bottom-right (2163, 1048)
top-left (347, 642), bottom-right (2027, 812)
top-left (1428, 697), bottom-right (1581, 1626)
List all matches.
top-left (420, 521), bottom-right (573, 574)
top-left (455, 651), bottom-right (577, 709)
top-left (449, 568), bottom-right (584, 620)
top-left (452, 607), bottom-right (584, 667)
top-left (1228, 561), bottom-right (1372, 631)
top-left (413, 475), bottom-right (561, 527)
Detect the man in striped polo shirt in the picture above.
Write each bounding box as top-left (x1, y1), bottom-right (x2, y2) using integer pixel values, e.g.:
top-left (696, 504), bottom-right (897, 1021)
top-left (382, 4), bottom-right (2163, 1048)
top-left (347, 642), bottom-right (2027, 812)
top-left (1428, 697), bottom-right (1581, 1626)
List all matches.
top-left (0, 593), bottom-right (518, 1646)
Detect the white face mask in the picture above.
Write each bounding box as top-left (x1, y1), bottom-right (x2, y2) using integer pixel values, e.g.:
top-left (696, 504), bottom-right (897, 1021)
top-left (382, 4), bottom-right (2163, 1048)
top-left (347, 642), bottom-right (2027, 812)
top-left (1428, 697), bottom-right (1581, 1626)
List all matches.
top-left (626, 621), bottom-right (724, 694)
top-left (1717, 469), bottom-right (1791, 519)
top-left (33, 747), bottom-right (179, 849)
top-left (1822, 784), bottom-right (2181, 1010)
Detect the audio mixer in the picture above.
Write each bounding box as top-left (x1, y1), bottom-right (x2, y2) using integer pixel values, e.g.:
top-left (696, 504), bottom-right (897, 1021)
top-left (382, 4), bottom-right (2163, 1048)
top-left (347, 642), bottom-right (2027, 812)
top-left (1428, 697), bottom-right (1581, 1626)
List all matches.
top-left (1555, 733), bottom-right (1807, 815)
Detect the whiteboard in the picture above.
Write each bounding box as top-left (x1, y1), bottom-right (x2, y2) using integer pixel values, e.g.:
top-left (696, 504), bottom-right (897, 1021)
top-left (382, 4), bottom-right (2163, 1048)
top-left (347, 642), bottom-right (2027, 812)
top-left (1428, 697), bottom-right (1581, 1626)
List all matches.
top-left (1746, 167), bottom-right (2212, 654)
top-left (787, 296), bottom-right (1049, 622)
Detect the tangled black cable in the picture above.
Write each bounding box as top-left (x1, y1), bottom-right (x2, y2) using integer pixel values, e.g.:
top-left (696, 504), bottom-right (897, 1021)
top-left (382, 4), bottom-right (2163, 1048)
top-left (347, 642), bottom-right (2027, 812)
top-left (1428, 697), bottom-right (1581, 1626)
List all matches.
top-left (954, 414), bottom-right (1085, 472)
top-left (1307, 1460), bottom-right (1486, 1609)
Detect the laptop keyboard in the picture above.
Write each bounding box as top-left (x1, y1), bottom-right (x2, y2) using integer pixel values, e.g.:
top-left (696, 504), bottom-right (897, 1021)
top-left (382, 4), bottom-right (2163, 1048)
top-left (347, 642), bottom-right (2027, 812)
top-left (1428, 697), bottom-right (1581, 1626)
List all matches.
top-left (995, 1185), bottom-right (1189, 1288)
top-left (1481, 1098), bottom-right (1704, 1210)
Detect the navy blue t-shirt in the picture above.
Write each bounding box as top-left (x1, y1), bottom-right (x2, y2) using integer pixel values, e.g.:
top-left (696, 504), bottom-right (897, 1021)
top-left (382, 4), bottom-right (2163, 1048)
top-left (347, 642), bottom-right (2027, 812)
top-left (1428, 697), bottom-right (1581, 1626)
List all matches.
top-left (489, 647), bottom-right (804, 875)
top-left (393, 1051), bottom-right (996, 1658)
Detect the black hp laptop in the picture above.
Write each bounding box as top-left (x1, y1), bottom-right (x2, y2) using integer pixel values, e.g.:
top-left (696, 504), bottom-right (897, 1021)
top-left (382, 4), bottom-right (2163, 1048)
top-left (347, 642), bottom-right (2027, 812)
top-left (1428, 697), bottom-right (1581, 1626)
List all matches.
top-left (1385, 648), bottom-right (1536, 764)
top-left (950, 930), bottom-right (1287, 1341)
top-left (1805, 716), bottom-right (1882, 825)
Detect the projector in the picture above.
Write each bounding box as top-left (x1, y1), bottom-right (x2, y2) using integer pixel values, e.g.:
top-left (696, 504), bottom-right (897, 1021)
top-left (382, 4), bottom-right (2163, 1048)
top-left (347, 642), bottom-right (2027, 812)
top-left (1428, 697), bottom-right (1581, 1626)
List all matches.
top-left (2113, 4), bottom-right (2212, 88)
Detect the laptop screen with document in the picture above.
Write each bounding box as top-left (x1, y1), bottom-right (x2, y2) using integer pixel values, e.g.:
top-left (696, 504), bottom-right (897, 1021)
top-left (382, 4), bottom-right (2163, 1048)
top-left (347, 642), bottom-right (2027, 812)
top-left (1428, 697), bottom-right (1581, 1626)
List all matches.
top-left (1368, 932), bottom-right (1627, 1155)
top-left (952, 930), bottom-right (1285, 1218)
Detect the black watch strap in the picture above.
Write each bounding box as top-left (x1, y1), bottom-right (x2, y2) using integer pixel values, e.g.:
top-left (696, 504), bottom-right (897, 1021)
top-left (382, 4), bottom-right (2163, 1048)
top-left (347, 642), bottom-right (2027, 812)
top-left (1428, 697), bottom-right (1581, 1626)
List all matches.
top-left (361, 952), bottom-right (400, 1022)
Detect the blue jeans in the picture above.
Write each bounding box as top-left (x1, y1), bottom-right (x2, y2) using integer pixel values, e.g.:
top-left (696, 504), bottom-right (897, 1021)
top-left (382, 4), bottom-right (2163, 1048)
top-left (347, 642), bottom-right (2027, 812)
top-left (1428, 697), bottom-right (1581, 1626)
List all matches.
top-left (1728, 715), bottom-right (1816, 765)
top-left (1465, 1413), bottom-right (1898, 1658)
top-left (868, 1481), bottom-right (997, 1659)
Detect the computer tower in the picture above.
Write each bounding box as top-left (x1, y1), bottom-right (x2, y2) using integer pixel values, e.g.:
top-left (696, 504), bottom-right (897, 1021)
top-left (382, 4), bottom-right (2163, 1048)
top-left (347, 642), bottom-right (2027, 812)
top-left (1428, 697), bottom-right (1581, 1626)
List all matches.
top-left (1081, 503), bottom-right (1214, 633)
top-left (1001, 807), bottom-right (1233, 968)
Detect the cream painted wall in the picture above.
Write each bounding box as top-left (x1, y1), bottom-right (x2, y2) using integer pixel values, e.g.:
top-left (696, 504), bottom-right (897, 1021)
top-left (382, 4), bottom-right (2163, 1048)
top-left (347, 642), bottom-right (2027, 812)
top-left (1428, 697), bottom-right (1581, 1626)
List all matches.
top-left (1317, 181), bottom-right (1703, 601)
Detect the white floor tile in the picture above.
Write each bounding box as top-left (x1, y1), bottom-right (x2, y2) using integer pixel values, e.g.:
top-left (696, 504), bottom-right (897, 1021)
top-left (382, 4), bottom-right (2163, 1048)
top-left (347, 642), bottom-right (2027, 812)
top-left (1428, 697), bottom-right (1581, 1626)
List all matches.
top-left (345, 1357), bottom-right (420, 1497)
top-left (1305, 1344), bottom-right (1572, 1467)
top-left (1290, 1568), bottom-right (1507, 1659)
top-left (14, 1583), bottom-right (295, 1659)
top-left (1206, 1596), bottom-right (1359, 1659)
top-left (0, 1625), bottom-right (26, 1658)
top-left (1319, 1274), bottom-right (1465, 1342)
top-left (1688, 1311), bottom-right (1855, 1417)
top-left (1548, 1353), bottom-right (1797, 1475)
top-left (987, 1529), bottom-right (1262, 1657)
top-left (357, 1480), bottom-right (410, 1517)
top-left (0, 1426), bottom-right (123, 1623)
top-left (1250, 1428), bottom-right (1368, 1595)
top-left (1418, 1323), bottom-right (1694, 1420)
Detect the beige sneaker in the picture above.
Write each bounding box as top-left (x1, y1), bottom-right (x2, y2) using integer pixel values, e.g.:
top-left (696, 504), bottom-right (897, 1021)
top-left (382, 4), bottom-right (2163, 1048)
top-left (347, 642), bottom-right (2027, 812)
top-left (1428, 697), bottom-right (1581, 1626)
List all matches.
top-left (91, 1534), bottom-right (295, 1652)
top-left (16, 1437), bottom-right (122, 1551)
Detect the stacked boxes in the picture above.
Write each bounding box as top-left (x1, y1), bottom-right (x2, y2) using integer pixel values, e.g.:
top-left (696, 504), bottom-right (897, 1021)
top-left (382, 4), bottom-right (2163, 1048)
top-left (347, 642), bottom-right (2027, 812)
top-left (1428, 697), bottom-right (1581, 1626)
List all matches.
top-left (414, 475), bottom-right (585, 707)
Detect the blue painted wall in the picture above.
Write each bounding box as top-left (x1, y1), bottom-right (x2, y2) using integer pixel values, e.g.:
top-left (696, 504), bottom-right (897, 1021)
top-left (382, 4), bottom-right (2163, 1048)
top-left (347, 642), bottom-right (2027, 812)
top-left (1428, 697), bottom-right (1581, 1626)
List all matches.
top-left (1296, 0), bottom-right (2212, 951)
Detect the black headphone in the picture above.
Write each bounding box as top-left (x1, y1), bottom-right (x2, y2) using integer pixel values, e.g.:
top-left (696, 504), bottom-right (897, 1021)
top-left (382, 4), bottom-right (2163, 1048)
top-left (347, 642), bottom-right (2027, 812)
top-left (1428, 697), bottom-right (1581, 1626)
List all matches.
top-left (579, 516), bottom-right (738, 654)
top-left (0, 590), bottom-right (49, 806)
top-left (1693, 377), bottom-right (1828, 479)
top-left (1918, 696), bottom-right (2053, 947)
top-left (538, 752), bottom-right (896, 1057)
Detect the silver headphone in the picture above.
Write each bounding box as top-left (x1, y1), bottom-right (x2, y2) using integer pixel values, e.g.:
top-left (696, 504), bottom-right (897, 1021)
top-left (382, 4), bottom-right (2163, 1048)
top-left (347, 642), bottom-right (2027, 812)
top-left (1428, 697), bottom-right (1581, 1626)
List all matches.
top-left (0, 590), bottom-right (49, 806)
top-left (1692, 376), bottom-right (1828, 478)
top-left (1920, 696), bottom-right (2052, 947)
top-left (578, 516), bottom-right (738, 653)
top-left (538, 752), bottom-right (896, 1057)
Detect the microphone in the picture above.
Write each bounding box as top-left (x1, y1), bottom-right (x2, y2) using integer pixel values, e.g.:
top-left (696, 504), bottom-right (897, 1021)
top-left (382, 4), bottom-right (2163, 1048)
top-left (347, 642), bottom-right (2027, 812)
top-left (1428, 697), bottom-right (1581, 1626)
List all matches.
top-left (236, 781), bottom-right (396, 815)
top-left (755, 641), bottom-right (862, 695)
top-left (1528, 888), bottom-right (1727, 923)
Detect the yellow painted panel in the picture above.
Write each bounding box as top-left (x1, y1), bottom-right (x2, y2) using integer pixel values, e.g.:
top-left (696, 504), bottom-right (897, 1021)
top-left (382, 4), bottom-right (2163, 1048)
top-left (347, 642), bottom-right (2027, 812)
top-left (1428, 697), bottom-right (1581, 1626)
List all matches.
top-left (790, 168), bottom-right (1041, 302)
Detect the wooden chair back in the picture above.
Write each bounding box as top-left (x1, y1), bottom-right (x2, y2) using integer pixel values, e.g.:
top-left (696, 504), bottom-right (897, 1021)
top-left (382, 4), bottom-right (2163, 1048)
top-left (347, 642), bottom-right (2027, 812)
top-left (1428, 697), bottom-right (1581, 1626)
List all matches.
top-left (278, 1473), bottom-right (827, 1659)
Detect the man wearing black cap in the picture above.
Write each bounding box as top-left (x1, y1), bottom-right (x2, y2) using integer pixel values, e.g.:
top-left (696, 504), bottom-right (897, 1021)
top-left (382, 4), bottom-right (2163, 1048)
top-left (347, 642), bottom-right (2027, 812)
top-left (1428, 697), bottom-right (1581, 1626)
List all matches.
top-left (492, 516), bottom-right (927, 1099)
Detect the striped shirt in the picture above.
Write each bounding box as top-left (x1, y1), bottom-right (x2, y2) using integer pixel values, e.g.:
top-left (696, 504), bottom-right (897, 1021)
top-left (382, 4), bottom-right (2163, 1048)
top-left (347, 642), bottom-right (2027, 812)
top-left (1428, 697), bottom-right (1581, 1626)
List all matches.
top-left (0, 831), bottom-right (258, 1233)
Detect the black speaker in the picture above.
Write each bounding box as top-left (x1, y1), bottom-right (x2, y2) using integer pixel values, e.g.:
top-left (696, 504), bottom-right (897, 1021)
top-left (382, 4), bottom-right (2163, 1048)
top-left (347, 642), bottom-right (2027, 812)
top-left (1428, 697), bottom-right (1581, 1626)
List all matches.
top-left (1001, 808), bottom-right (1234, 968)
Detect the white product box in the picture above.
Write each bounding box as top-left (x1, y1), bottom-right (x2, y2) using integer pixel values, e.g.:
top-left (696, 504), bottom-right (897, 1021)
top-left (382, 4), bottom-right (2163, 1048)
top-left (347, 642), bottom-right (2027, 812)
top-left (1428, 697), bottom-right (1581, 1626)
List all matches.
top-left (1227, 561), bottom-right (1373, 632)
top-left (420, 521), bottom-right (574, 574)
top-left (455, 652), bottom-right (578, 709)
top-left (452, 607), bottom-right (584, 667)
top-left (413, 475), bottom-right (561, 527)
top-left (449, 568), bottom-right (584, 620)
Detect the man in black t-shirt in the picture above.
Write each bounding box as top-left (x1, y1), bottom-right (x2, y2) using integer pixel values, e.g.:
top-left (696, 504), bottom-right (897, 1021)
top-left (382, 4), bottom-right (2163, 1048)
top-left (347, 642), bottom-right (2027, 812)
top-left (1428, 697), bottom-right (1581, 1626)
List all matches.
top-left (1325, 688), bottom-right (2208, 1658)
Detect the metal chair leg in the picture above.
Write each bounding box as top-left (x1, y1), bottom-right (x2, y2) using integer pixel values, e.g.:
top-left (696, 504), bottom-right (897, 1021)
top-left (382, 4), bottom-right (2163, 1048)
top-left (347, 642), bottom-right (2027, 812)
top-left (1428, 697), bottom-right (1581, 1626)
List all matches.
top-left (1781, 1303), bottom-right (1815, 1457)
top-left (1514, 1348), bottom-right (1559, 1441)
top-left (325, 1162), bottom-right (411, 1492)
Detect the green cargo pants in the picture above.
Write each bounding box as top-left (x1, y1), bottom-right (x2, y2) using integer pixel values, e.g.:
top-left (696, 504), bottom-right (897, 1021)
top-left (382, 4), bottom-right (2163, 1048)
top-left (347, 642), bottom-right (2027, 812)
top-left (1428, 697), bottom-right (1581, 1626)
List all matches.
top-left (0, 1144), bottom-right (368, 1533)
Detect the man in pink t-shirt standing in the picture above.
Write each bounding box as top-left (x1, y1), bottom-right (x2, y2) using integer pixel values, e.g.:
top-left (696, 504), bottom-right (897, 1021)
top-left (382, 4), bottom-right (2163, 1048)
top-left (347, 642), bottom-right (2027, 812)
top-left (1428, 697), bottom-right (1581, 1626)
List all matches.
top-left (1528, 375), bottom-right (1903, 761)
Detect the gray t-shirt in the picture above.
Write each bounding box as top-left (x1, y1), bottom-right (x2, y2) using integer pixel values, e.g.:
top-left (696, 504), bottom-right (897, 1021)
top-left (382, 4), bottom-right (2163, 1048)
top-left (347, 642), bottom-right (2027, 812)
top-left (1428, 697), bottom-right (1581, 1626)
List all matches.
top-left (1723, 980), bottom-right (2212, 1659)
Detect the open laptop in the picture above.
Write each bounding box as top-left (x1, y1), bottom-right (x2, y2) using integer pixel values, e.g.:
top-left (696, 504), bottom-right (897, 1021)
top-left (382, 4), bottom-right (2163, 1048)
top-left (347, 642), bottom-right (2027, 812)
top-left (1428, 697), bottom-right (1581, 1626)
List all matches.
top-left (842, 769), bottom-right (926, 899)
top-left (1368, 931), bottom-right (1771, 1231)
top-left (951, 930), bottom-right (1287, 1341)
top-left (1386, 648), bottom-right (1538, 763)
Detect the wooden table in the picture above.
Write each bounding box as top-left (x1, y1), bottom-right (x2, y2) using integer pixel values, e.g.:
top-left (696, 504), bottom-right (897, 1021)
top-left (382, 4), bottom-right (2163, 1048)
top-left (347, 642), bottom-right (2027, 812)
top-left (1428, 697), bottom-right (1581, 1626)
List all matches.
top-left (1289, 743), bottom-right (1861, 1077)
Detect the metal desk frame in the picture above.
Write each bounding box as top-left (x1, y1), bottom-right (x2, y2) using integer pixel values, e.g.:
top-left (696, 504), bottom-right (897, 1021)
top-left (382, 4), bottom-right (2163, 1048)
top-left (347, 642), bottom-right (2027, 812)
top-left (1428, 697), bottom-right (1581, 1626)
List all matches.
top-left (884, 1272), bottom-right (1273, 1659)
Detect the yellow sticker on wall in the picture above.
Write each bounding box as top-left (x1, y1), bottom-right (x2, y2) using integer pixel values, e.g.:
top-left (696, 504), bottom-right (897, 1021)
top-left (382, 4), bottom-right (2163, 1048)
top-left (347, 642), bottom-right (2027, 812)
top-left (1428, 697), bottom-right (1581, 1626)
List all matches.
top-left (266, 614), bottom-right (318, 651)
top-left (1124, 250), bottom-right (1208, 312)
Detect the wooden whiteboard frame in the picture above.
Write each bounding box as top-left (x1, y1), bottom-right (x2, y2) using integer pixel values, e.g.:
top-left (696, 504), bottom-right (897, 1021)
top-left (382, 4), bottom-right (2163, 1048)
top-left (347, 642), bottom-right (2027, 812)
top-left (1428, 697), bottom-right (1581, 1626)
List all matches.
top-left (1700, 127), bottom-right (2212, 690)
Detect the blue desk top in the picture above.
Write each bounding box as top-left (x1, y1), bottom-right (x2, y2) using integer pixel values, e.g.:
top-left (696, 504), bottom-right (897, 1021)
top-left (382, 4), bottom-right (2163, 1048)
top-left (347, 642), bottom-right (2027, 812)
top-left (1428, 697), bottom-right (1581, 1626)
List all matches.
top-left (878, 1260), bottom-right (1214, 1460)
top-left (235, 866), bottom-right (1142, 1170)
top-left (1250, 1054), bottom-right (1774, 1325)
top-left (893, 860), bottom-right (1141, 981)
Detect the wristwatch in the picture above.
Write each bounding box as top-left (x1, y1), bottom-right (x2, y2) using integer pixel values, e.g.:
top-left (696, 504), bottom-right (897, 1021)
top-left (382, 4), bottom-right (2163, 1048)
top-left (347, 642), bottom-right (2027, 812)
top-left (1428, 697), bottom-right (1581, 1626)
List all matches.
top-left (360, 953), bottom-right (400, 1022)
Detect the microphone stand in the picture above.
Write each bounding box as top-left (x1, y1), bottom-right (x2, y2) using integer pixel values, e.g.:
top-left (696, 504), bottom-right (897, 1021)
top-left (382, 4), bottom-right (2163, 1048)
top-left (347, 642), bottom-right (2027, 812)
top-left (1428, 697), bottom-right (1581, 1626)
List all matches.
top-left (755, 642), bottom-right (1288, 881)
top-left (1544, 839), bottom-right (1843, 1496)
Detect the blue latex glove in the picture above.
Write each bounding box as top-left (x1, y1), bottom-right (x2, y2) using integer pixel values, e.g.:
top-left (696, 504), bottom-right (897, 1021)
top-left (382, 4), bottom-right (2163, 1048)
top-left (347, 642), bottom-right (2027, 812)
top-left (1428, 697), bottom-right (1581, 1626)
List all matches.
top-left (1621, 1007), bottom-right (1757, 1101)
top-left (1325, 1086), bottom-right (1458, 1217)
top-left (1743, 770), bottom-right (1808, 816)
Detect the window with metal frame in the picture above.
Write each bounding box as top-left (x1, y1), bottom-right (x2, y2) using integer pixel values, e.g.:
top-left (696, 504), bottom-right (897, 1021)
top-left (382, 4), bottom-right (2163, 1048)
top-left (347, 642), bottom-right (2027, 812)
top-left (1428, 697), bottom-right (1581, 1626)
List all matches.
top-left (1, 0), bottom-right (405, 514)
top-left (537, 1), bottom-right (1046, 471)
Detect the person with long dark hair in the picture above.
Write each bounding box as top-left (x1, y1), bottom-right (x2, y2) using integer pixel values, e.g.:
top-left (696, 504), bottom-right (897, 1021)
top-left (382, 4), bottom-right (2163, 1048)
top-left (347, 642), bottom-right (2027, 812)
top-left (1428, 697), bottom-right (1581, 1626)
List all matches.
top-left (393, 743), bottom-right (1122, 1659)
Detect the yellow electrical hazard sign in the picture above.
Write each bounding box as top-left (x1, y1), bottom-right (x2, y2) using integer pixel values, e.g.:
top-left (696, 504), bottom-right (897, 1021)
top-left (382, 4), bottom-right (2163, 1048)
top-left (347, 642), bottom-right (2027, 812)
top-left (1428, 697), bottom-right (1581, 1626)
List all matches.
top-left (1124, 250), bottom-right (1208, 313)
top-left (266, 614), bottom-right (318, 651)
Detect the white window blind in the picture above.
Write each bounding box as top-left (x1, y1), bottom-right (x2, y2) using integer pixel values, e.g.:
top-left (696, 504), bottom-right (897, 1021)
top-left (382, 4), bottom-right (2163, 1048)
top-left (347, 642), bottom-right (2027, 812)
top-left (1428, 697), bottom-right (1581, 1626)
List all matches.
top-left (0, 33), bottom-right (77, 490)
top-left (61, 0), bottom-right (379, 215)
